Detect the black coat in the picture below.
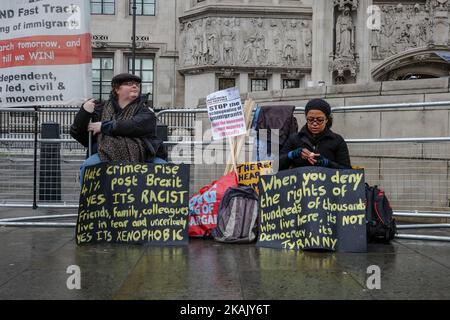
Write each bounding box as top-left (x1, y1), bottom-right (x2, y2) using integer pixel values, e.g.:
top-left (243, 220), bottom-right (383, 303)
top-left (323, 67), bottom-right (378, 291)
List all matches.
top-left (279, 125), bottom-right (351, 170)
top-left (70, 96), bottom-right (166, 160)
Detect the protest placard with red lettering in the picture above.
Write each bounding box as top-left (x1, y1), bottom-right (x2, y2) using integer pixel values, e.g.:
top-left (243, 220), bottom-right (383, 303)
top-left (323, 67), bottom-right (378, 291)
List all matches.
top-left (0, 0), bottom-right (91, 107)
top-left (206, 88), bottom-right (247, 140)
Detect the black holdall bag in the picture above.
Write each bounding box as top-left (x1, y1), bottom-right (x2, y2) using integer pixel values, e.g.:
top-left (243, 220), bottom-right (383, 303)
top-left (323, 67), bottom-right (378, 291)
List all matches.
top-left (212, 186), bottom-right (259, 244)
top-left (365, 183), bottom-right (397, 242)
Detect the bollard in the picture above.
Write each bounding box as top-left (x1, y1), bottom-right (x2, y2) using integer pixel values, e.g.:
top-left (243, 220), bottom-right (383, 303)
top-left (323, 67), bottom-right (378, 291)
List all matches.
top-left (39, 122), bottom-right (61, 202)
top-left (156, 121), bottom-right (168, 142)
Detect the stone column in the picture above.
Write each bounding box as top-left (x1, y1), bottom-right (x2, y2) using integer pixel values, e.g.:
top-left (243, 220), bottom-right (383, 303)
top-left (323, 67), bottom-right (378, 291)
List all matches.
top-left (185, 73), bottom-right (216, 107)
top-left (114, 49), bottom-right (123, 74)
top-left (272, 73), bottom-right (282, 90)
top-left (311, 0), bottom-right (334, 86)
top-left (357, 0), bottom-right (372, 83)
top-left (239, 73), bottom-right (249, 94)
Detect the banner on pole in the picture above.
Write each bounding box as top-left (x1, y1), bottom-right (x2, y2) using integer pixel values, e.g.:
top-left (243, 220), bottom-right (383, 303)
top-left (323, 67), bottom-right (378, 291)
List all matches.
top-left (0, 0), bottom-right (92, 107)
top-left (206, 87), bottom-right (247, 140)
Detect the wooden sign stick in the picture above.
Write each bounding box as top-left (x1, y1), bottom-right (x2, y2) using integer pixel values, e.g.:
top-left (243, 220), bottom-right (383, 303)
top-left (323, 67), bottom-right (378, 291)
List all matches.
top-left (228, 137), bottom-right (238, 175)
top-left (234, 99), bottom-right (255, 165)
top-left (224, 99), bottom-right (255, 175)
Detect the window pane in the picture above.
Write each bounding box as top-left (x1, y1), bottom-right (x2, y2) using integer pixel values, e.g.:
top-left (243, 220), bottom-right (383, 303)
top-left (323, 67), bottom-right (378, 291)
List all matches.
top-left (127, 56), bottom-right (153, 100)
top-left (92, 70), bottom-right (101, 81)
top-left (129, 0), bottom-right (154, 15)
top-left (143, 5), bottom-right (154, 15)
top-left (92, 58), bottom-right (100, 69)
top-left (283, 79), bottom-right (300, 89)
top-left (141, 83), bottom-right (152, 93)
top-left (142, 71), bottom-right (153, 82)
top-left (251, 79), bottom-right (267, 92)
top-left (128, 58), bottom-right (141, 70)
top-left (103, 3), bottom-right (114, 14)
top-left (142, 59), bottom-right (153, 69)
top-left (102, 70), bottom-right (114, 81)
top-left (91, 3), bottom-right (102, 14)
top-left (102, 58), bottom-right (113, 69)
top-left (92, 56), bottom-right (114, 100)
top-left (219, 78), bottom-right (235, 90)
top-left (101, 92), bottom-right (110, 101)
top-left (102, 85), bottom-right (111, 93)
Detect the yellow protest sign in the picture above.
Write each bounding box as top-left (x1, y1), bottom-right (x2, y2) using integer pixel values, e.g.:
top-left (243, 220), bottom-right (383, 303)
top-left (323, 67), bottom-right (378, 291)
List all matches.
top-left (237, 161), bottom-right (273, 194)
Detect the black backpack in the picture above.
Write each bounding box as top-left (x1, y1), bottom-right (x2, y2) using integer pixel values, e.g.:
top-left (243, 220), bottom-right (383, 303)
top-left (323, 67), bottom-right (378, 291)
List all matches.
top-left (212, 186), bottom-right (259, 243)
top-left (365, 184), bottom-right (397, 242)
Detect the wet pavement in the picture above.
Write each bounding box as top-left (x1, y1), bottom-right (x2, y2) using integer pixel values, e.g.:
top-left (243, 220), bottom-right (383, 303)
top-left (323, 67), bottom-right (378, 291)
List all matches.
top-left (0, 208), bottom-right (449, 300)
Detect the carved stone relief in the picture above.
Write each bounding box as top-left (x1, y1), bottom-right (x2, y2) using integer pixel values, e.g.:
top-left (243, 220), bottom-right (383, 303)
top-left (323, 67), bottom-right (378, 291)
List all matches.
top-left (374, 1), bottom-right (450, 60)
top-left (179, 17), bottom-right (313, 69)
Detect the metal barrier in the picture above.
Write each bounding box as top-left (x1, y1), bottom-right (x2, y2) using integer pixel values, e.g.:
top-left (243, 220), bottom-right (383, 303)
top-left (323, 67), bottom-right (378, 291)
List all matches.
top-left (0, 102), bottom-right (450, 241)
top-left (155, 102), bottom-right (450, 242)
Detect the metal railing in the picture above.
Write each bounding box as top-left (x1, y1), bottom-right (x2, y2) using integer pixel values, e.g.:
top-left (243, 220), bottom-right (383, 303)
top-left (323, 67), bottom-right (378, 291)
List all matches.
top-left (1, 101), bottom-right (450, 241)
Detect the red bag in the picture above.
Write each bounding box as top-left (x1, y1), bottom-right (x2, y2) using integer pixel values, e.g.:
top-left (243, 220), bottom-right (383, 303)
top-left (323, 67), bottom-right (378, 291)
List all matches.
top-left (188, 171), bottom-right (238, 238)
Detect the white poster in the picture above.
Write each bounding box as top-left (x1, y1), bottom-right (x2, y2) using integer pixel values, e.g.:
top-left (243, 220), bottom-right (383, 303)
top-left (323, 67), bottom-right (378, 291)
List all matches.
top-left (206, 87), bottom-right (246, 140)
top-left (0, 0), bottom-right (92, 108)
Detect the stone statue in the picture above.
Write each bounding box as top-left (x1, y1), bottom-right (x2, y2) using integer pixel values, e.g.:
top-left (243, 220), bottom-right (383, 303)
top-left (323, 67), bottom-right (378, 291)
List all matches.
top-left (232, 18), bottom-right (243, 62)
top-left (410, 4), bottom-right (428, 47)
top-left (184, 21), bottom-right (194, 65)
top-left (240, 38), bottom-right (254, 64)
top-left (428, 0), bottom-right (450, 45)
top-left (240, 18), bottom-right (259, 65)
top-left (268, 20), bottom-right (283, 66)
top-left (193, 19), bottom-right (206, 65)
top-left (335, 6), bottom-right (354, 58)
top-left (221, 19), bottom-right (235, 65)
top-left (254, 18), bottom-right (268, 65)
top-left (283, 19), bottom-right (298, 66)
top-left (301, 20), bottom-right (312, 64)
top-left (392, 4), bottom-right (407, 53)
top-left (371, 26), bottom-right (381, 59)
top-left (205, 18), bottom-right (219, 64)
top-left (380, 6), bottom-right (396, 56)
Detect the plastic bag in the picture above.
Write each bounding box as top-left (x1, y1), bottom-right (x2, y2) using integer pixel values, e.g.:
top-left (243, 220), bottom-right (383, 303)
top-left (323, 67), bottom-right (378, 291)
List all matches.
top-left (188, 171), bottom-right (238, 238)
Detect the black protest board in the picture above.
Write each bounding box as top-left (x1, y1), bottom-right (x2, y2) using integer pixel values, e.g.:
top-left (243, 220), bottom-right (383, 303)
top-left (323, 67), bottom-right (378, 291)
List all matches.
top-left (76, 163), bottom-right (190, 245)
top-left (257, 166), bottom-right (367, 252)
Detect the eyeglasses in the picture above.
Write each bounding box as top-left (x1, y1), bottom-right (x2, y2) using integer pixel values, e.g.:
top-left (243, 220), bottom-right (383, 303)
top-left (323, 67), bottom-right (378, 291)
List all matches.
top-left (306, 117), bottom-right (326, 125)
top-left (122, 81), bottom-right (140, 87)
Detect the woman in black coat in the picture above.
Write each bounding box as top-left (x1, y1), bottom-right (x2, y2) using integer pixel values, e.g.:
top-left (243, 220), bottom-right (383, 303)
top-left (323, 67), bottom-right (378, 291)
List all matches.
top-left (279, 98), bottom-right (351, 171)
top-left (70, 73), bottom-right (166, 185)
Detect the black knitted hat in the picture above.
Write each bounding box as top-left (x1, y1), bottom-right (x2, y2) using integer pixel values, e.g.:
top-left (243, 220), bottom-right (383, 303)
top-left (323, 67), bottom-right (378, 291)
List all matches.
top-left (304, 98), bottom-right (332, 116)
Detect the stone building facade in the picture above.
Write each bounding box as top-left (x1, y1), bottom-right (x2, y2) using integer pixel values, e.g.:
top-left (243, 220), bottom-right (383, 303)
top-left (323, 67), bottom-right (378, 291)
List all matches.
top-left (90, 0), bottom-right (450, 108)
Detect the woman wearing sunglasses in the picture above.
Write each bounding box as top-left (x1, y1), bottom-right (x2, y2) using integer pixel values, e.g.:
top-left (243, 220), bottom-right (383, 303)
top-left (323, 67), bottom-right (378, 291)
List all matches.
top-left (71, 73), bottom-right (167, 186)
top-left (279, 98), bottom-right (351, 170)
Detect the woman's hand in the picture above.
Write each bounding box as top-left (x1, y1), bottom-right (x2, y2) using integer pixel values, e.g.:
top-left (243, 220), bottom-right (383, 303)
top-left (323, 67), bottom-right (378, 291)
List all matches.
top-left (301, 149), bottom-right (319, 165)
top-left (83, 99), bottom-right (96, 113)
top-left (88, 122), bottom-right (102, 135)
